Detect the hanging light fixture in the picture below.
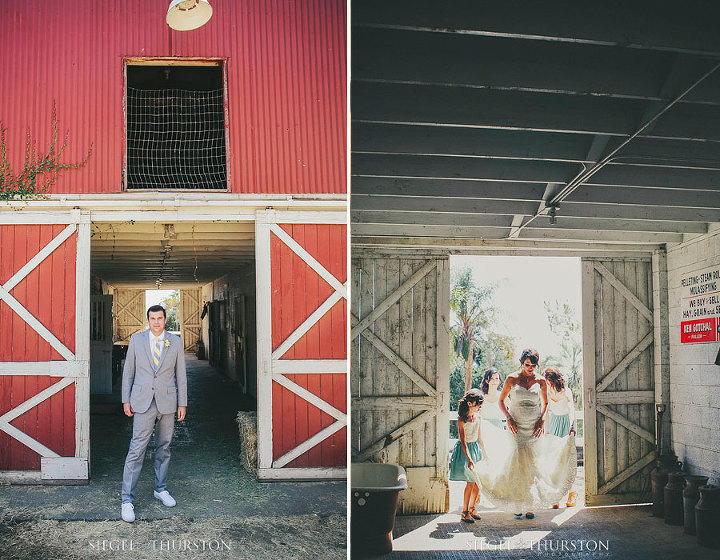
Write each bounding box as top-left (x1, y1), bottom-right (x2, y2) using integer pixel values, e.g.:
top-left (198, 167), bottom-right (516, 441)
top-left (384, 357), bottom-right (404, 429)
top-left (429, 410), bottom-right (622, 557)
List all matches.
top-left (166, 0), bottom-right (213, 31)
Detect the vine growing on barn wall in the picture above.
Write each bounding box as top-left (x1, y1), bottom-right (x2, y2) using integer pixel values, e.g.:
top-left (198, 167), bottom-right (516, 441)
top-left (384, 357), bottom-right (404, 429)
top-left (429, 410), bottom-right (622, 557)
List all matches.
top-left (0, 103), bottom-right (92, 202)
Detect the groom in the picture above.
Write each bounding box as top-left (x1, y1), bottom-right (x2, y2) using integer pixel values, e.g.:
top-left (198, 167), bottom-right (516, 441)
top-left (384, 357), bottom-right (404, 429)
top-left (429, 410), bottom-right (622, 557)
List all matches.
top-left (120, 305), bottom-right (187, 523)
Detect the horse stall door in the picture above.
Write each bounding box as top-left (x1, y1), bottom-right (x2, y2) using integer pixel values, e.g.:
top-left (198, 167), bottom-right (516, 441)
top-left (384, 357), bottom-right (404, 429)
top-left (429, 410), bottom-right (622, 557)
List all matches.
top-left (351, 255), bottom-right (451, 514)
top-left (0, 217), bottom-right (91, 482)
top-left (256, 212), bottom-right (347, 480)
top-left (89, 295), bottom-right (113, 394)
top-left (582, 258), bottom-right (657, 505)
top-left (234, 295), bottom-right (248, 393)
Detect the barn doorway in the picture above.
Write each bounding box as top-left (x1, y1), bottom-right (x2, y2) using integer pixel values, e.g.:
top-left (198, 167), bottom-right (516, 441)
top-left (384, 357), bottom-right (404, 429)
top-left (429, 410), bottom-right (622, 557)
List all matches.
top-left (352, 251), bottom-right (658, 515)
top-left (447, 255), bottom-right (585, 515)
top-left (87, 220), bottom-right (258, 488)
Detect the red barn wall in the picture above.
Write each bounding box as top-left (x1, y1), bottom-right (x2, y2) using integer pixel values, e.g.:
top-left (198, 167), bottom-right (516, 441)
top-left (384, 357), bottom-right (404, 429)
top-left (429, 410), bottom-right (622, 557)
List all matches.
top-left (0, 0), bottom-right (346, 195)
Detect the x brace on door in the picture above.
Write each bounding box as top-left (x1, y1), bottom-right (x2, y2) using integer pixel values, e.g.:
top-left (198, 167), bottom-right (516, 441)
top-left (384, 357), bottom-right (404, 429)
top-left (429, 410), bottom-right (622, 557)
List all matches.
top-left (351, 260), bottom-right (440, 462)
top-left (0, 224), bottom-right (77, 365)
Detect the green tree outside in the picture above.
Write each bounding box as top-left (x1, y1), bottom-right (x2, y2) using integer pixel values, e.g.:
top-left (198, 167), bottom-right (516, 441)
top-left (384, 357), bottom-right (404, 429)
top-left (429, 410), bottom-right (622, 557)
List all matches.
top-left (541, 299), bottom-right (584, 435)
top-left (449, 266), bottom-right (517, 437)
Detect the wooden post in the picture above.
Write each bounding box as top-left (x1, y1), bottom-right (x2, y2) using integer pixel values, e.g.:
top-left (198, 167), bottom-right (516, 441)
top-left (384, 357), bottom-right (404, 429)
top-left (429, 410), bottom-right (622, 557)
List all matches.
top-left (74, 213), bottom-right (91, 475)
top-left (581, 259), bottom-right (599, 503)
top-left (435, 257), bottom-right (450, 507)
top-left (255, 210), bottom-right (274, 472)
top-left (652, 249), bottom-right (670, 452)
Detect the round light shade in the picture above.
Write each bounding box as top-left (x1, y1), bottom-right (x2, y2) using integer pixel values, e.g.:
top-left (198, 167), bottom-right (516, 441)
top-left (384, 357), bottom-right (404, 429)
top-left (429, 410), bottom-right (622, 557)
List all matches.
top-left (166, 0), bottom-right (213, 31)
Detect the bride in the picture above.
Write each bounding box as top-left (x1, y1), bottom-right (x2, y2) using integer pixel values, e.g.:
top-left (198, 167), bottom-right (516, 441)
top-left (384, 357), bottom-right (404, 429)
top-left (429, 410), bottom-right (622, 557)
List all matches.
top-left (474, 348), bottom-right (577, 519)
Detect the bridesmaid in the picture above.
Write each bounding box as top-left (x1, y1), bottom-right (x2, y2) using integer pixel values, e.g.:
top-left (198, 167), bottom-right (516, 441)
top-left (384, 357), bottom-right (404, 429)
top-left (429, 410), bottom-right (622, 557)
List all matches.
top-left (479, 368), bottom-right (505, 430)
top-left (449, 389), bottom-right (487, 523)
top-left (544, 366), bottom-right (578, 508)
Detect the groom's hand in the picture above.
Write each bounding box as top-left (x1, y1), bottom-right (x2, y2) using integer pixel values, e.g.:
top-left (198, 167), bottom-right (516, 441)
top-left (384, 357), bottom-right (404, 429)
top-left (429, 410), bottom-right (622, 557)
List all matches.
top-left (177, 406), bottom-right (187, 421)
top-left (123, 403), bottom-right (134, 417)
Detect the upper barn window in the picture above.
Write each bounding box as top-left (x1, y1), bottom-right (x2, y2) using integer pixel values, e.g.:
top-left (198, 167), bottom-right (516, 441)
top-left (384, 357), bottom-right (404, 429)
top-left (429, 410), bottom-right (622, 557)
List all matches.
top-left (125, 62), bottom-right (228, 190)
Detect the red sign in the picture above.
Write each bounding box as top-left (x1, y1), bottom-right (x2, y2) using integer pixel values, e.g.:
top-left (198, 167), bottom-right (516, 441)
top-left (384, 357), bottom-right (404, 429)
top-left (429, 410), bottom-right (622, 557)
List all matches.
top-left (680, 318), bottom-right (719, 344)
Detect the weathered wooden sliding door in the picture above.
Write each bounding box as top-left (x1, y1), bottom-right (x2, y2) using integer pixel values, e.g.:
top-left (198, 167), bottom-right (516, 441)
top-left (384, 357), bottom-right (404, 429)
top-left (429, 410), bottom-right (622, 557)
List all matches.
top-left (582, 257), bottom-right (660, 505)
top-left (351, 254), bottom-right (450, 514)
top-left (180, 287), bottom-right (202, 353)
top-left (0, 213), bottom-right (91, 482)
top-left (112, 288), bottom-right (145, 344)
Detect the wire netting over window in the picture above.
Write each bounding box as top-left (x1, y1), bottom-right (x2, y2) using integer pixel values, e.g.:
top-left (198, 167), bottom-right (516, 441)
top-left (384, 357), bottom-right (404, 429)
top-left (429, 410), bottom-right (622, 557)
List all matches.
top-left (126, 87), bottom-right (227, 190)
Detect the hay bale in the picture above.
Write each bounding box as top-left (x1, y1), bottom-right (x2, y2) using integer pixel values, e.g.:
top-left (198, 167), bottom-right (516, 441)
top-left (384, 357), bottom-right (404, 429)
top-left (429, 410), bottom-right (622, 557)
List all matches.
top-left (235, 411), bottom-right (258, 476)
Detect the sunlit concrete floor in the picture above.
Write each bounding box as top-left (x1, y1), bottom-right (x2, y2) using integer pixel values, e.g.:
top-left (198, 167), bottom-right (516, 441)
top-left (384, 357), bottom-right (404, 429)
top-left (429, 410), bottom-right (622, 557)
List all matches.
top-left (362, 471), bottom-right (717, 559)
top-left (0, 355), bottom-right (346, 560)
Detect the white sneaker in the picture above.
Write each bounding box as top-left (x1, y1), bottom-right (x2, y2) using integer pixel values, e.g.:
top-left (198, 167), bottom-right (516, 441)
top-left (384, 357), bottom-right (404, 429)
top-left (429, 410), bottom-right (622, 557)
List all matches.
top-left (154, 490), bottom-right (177, 507)
top-left (121, 502), bottom-right (135, 522)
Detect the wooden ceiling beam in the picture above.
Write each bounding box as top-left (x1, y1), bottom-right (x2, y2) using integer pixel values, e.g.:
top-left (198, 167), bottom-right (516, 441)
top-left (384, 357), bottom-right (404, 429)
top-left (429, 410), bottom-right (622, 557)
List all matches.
top-left (353, 123), bottom-right (720, 164)
top-left (350, 223), bottom-right (683, 244)
top-left (352, 195), bottom-right (720, 223)
top-left (353, 28), bottom-right (720, 105)
top-left (352, 181), bottom-right (720, 209)
top-left (351, 211), bottom-right (707, 234)
top-left (353, 2), bottom-right (720, 57)
top-left (353, 82), bottom-right (720, 142)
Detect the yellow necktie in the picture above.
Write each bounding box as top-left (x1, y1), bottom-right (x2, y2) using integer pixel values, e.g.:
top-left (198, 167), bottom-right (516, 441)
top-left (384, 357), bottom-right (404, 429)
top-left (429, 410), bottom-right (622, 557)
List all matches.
top-left (153, 337), bottom-right (161, 370)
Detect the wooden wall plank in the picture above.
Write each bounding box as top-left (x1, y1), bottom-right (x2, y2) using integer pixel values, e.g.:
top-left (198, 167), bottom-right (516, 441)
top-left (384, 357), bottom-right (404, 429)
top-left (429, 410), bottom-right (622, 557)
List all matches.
top-left (625, 261), bottom-right (640, 492)
top-left (613, 261), bottom-right (627, 486)
top-left (582, 259), bottom-right (599, 499)
top-left (412, 265), bottom-right (427, 467)
top-left (638, 261), bottom-right (653, 460)
top-left (435, 258), bottom-right (450, 483)
top-left (359, 258), bottom-right (375, 455)
top-left (424, 262), bottom-right (438, 469)
top-left (599, 264), bottom-right (612, 487)
top-left (383, 258), bottom-right (400, 465)
top-left (397, 260), bottom-right (413, 467)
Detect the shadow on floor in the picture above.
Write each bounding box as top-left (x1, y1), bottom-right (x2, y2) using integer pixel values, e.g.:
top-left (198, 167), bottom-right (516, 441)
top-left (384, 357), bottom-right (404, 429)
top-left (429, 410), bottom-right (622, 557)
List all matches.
top-left (357, 503), bottom-right (718, 560)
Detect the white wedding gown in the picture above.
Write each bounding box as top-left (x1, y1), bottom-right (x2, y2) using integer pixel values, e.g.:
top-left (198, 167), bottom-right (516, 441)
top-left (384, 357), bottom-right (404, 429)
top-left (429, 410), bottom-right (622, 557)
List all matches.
top-left (474, 384), bottom-right (577, 512)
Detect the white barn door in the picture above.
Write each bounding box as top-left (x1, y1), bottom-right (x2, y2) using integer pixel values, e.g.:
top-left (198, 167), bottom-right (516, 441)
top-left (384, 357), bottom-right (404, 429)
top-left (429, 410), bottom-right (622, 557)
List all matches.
top-left (351, 254), bottom-right (450, 514)
top-left (582, 257), bottom-right (659, 505)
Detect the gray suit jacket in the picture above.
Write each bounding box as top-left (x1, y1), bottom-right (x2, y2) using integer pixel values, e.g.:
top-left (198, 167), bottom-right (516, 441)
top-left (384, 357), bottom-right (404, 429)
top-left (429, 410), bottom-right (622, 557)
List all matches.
top-left (121, 331), bottom-right (188, 414)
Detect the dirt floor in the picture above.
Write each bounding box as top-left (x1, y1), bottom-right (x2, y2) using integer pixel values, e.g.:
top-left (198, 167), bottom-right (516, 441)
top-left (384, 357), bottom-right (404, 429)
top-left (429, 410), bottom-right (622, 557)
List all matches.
top-left (0, 515), bottom-right (346, 560)
top-left (0, 356), bottom-right (346, 559)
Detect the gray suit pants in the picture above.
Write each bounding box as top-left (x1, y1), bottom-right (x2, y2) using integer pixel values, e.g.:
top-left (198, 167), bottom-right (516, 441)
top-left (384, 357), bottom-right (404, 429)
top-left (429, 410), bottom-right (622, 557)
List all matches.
top-left (121, 398), bottom-right (175, 503)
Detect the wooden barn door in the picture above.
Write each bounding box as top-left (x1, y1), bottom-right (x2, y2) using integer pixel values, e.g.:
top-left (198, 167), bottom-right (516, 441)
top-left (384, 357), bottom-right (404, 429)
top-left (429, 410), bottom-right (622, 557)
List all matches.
top-left (113, 288), bottom-right (145, 344)
top-left (255, 211), bottom-right (347, 480)
top-left (89, 295), bottom-right (113, 395)
top-left (0, 214), bottom-right (91, 482)
top-left (351, 255), bottom-right (450, 514)
top-left (180, 287), bottom-right (202, 353)
top-left (582, 257), bottom-right (658, 505)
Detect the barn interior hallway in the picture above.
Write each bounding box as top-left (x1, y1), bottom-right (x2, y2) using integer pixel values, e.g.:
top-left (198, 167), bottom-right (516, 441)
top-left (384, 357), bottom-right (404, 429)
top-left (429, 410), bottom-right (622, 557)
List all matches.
top-left (0, 354), bottom-right (345, 522)
top-left (89, 353), bottom-right (265, 518)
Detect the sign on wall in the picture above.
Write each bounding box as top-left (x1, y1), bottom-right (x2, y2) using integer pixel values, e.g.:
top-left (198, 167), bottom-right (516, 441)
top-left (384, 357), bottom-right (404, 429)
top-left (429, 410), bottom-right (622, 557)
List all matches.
top-left (680, 264), bottom-right (720, 343)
